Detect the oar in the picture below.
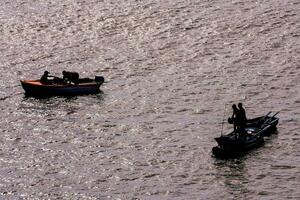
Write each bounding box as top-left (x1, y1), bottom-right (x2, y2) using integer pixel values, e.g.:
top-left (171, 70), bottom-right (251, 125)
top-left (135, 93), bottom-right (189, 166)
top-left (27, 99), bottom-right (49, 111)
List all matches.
top-left (262, 111), bottom-right (272, 120)
top-left (268, 111), bottom-right (279, 120)
top-left (220, 104), bottom-right (227, 136)
top-left (265, 111), bottom-right (272, 117)
top-left (262, 111), bottom-right (279, 126)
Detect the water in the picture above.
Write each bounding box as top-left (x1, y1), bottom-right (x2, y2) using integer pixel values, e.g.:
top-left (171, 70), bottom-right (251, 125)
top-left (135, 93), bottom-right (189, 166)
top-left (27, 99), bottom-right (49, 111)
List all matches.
top-left (0, 0), bottom-right (299, 199)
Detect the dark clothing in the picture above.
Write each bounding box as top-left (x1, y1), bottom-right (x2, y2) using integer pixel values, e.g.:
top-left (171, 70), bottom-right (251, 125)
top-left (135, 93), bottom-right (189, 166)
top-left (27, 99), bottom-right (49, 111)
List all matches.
top-left (238, 107), bottom-right (247, 129)
top-left (63, 71), bottom-right (79, 85)
top-left (40, 73), bottom-right (49, 84)
top-left (232, 107), bottom-right (239, 133)
top-left (231, 104), bottom-right (248, 136)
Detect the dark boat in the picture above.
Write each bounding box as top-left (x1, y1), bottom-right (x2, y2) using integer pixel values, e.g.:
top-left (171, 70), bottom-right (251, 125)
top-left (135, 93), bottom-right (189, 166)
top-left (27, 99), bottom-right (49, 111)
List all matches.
top-left (21, 76), bottom-right (104, 96)
top-left (212, 112), bottom-right (279, 158)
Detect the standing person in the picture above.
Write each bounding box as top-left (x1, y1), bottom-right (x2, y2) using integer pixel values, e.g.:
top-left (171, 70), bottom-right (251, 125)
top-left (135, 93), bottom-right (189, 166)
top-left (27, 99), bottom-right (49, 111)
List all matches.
top-left (231, 104), bottom-right (239, 133)
top-left (238, 102), bottom-right (247, 132)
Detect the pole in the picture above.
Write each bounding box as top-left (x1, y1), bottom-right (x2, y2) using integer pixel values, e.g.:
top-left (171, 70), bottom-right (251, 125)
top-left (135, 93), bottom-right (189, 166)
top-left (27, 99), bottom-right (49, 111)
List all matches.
top-left (221, 104), bottom-right (226, 136)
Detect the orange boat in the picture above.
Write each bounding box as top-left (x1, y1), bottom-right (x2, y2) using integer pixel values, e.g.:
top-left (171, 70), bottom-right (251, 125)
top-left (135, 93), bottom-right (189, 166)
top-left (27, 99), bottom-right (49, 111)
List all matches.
top-left (21, 76), bottom-right (104, 96)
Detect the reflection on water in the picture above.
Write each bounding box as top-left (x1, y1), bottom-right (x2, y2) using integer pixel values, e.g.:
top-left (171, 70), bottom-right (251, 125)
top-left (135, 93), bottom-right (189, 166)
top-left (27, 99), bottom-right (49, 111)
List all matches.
top-left (19, 91), bottom-right (105, 114)
top-left (214, 158), bottom-right (250, 199)
top-left (20, 96), bottom-right (78, 114)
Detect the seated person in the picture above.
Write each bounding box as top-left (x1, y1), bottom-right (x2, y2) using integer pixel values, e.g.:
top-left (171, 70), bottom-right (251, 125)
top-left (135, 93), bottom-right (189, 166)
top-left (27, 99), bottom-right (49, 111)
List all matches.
top-left (40, 71), bottom-right (51, 84)
top-left (62, 71), bottom-right (79, 85)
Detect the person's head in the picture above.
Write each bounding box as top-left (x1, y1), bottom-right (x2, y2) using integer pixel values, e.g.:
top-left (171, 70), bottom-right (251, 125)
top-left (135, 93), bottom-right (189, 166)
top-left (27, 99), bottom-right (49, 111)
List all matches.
top-left (62, 70), bottom-right (66, 75)
top-left (232, 104), bottom-right (237, 109)
top-left (238, 103), bottom-right (243, 108)
top-left (44, 71), bottom-right (49, 75)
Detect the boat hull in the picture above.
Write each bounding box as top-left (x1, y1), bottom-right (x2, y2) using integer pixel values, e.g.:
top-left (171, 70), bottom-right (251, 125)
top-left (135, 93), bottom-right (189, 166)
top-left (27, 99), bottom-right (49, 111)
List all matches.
top-left (21, 78), bottom-right (104, 96)
top-left (212, 136), bottom-right (265, 158)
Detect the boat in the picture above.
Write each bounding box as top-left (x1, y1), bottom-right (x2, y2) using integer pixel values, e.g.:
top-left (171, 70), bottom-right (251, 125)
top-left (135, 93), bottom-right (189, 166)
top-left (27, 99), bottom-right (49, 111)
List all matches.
top-left (212, 112), bottom-right (279, 158)
top-left (21, 76), bottom-right (104, 96)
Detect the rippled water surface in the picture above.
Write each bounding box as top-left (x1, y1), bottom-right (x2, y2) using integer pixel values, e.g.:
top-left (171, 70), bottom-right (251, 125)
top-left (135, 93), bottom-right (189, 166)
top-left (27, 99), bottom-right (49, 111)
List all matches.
top-left (0, 0), bottom-right (299, 199)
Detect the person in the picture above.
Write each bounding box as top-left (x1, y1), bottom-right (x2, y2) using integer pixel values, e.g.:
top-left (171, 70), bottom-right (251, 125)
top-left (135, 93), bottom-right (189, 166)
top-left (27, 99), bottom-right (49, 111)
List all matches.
top-left (237, 102), bottom-right (247, 132)
top-left (231, 104), bottom-right (239, 133)
top-left (40, 71), bottom-right (50, 84)
top-left (62, 71), bottom-right (79, 85)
